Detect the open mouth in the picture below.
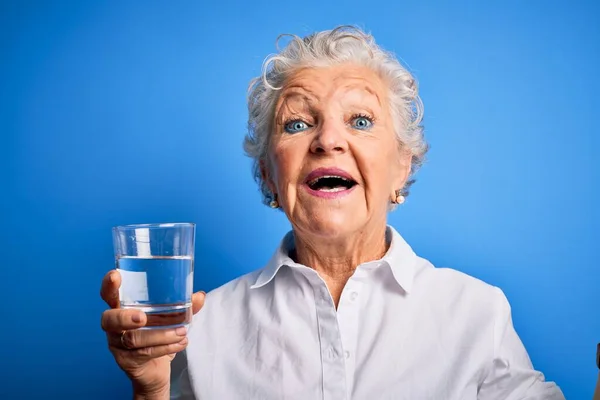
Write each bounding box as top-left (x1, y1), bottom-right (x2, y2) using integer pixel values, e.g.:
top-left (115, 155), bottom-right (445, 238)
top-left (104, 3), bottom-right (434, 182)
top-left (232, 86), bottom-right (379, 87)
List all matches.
top-left (306, 175), bottom-right (357, 193)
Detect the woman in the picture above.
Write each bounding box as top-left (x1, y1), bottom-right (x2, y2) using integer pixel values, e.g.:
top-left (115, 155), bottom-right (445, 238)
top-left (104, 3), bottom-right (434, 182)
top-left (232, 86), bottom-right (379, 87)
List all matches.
top-left (100, 26), bottom-right (565, 399)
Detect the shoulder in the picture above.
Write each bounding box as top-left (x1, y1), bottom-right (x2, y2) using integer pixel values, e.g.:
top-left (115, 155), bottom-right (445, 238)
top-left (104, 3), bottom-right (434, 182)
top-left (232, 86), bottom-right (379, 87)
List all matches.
top-left (412, 256), bottom-right (510, 324)
top-left (200, 268), bottom-right (262, 311)
top-left (387, 226), bottom-right (505, 307)
top-left (416, 256), bottom-right (503, 298)
top-left (205, 269), bottom-right (262, 303)
top-left (189, 267), bottom-right (266, 331)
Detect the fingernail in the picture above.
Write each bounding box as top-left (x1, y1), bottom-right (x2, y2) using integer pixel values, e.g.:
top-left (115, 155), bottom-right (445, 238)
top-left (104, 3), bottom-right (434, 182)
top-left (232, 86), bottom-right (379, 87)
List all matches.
top-left (132, 313), bottom-right (142, 323)
top-left (175, 326), bottom-right (187, 336)
top-left (179, 337), bottom-right (188, 345)
top-left (109, 273), bottom-right (115, 283)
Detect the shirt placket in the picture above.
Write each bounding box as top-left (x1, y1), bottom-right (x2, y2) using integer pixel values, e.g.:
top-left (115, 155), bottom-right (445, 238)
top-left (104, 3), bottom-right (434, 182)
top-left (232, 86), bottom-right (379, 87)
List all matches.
top-left (336, 276), bottom-right (364, 398)
top-left (307, 274), bottom-right (348, 400)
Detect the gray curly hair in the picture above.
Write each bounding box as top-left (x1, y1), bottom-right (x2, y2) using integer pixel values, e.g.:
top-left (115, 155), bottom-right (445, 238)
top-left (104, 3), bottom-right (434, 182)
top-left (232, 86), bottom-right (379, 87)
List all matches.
top-left (243, 25), bottom-right (428, 206)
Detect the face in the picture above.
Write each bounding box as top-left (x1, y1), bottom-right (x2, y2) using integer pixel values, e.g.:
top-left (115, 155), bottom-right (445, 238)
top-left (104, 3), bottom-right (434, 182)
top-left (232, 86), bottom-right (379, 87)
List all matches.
top-left (262, 64), bottom-right (411, 240)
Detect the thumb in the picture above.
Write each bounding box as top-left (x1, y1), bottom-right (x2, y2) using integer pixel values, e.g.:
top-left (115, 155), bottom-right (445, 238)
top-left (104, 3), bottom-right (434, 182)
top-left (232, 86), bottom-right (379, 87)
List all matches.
top-left (100, 270), bottom-right (121, 309)
top-left (192, 291), bottom-right (206, 314)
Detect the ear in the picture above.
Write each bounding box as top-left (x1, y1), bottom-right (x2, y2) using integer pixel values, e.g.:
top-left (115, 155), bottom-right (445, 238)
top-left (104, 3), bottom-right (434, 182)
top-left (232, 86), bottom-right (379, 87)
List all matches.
top-left (260, 159), bottom-right (277, 194)
top-left (390, 149), bottom-right (412, 198)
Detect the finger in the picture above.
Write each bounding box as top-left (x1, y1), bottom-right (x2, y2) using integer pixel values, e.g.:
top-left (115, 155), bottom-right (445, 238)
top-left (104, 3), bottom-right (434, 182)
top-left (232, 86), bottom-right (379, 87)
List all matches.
top-left (100, 270), bottom-right (121, 309)
top-left (112, 337), bottom-right (188, 360)
top-left (109, 326), bottom-right (188, 349)
top-left (192, 291), bottom-right (206, 314)
top-left (101, 308), bottom-right (147, 333)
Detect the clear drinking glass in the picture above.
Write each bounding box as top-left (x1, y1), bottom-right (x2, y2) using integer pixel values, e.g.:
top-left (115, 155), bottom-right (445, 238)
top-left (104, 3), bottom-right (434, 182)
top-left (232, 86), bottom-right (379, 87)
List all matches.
top-left (112, 223), bottom-right (195, 329)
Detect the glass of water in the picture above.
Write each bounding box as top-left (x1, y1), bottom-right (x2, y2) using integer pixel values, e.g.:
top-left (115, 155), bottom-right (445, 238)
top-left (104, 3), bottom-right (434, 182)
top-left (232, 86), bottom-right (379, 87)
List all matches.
top-left (112, 223), bottom-right (195, 329)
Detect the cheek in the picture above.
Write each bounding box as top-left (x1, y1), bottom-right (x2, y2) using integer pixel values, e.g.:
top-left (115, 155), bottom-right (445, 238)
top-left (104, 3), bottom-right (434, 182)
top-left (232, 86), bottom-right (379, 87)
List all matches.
top-left (356, 145), bottom-right (395, 189)
top-left (271, 144), bottom-right (302, 188)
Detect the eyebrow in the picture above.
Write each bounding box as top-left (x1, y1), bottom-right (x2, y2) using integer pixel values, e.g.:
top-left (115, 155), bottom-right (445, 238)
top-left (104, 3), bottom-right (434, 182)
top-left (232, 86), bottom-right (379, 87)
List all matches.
top-left (278, 86), bottom-right (317, 105)
top-left (275, 79), bottom-right (385, 122)
top-left (339, 82), bottom-right (383, 107)
top-left (274, 90), bottom-right (318, 123)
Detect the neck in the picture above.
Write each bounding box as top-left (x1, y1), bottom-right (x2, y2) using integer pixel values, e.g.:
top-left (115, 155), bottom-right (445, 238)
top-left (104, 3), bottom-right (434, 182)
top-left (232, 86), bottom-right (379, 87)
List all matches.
top-left (291, 223), bottom-right (389, 307)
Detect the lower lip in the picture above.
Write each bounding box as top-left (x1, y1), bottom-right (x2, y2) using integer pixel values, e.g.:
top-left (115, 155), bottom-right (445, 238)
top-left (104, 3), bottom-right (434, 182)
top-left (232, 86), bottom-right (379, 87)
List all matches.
top-left (302, 184), bottom-right (357, 199)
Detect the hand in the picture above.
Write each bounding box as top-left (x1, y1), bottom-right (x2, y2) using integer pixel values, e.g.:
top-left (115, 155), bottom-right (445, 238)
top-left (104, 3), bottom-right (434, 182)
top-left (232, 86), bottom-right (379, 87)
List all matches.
top-left (100, 270), bottom-right (205, 398)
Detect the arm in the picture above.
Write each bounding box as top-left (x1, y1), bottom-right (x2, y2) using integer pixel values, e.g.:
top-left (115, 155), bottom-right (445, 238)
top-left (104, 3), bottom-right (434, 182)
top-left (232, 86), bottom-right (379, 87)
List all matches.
top-left (133, 386), bottom-right (170, 400)
top-left (477, 288), bottom-right (565, 400)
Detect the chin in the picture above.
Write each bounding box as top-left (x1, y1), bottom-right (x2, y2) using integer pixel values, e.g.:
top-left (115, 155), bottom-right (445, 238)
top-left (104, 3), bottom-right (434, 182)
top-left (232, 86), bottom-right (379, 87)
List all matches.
top-left (300, 209), bottom-right (363, 239)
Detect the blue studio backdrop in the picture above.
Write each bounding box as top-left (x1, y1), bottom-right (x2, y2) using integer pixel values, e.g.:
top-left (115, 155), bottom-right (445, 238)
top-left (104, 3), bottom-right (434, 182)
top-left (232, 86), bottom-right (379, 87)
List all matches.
top-left (1, 1), bottom-right (598, 398)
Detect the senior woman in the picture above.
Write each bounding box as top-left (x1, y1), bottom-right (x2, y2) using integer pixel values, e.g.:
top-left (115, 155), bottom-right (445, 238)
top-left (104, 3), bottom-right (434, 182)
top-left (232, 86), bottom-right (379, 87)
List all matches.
top-left (100, 26), bottom-right (565, 399)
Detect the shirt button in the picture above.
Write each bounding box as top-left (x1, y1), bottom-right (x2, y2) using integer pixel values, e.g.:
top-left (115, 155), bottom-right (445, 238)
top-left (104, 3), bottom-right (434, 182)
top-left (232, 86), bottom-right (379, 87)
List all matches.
top-left (328, 347), bottom-right (337, 359)
top-left (344, 351), bottom-right (350, 359)
top-left (350, 291), bottom-right (359, 301)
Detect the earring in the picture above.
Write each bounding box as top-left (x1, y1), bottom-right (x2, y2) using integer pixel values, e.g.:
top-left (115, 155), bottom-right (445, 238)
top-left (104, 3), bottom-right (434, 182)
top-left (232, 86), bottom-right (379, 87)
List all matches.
top-left (269, 194), bottom-right (279, 208)
top-left (393, 189), bottom-right (405, 205)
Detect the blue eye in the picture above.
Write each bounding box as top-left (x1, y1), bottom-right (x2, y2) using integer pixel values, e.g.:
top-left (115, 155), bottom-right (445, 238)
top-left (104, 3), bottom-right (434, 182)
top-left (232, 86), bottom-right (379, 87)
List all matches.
top-left (284, 120), bottom-right (310, 133)
top-left (351, 115), bottom-right (373, 130)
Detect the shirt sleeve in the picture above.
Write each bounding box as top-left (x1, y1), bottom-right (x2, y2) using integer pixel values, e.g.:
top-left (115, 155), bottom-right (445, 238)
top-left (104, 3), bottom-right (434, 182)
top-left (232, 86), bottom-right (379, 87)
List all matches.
top-left (170, 350), bottom-right (196, 400)
top-left (477, 287), bottom-right (565, 400)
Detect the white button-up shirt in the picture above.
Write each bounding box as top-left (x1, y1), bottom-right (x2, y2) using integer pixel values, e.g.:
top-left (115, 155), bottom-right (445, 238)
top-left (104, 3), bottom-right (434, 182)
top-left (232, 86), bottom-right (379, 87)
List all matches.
top-left (172, 226), bottom-right (564, 399)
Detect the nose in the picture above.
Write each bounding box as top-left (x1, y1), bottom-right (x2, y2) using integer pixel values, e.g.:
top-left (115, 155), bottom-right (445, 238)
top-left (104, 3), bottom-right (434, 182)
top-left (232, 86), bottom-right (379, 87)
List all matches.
top-left (309, 119), bottom-right (348, 155)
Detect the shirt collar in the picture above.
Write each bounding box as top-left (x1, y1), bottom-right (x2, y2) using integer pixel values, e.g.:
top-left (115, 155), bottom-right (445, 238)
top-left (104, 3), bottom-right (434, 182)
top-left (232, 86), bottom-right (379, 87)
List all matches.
top-left (380, 225), bottom-right (417, 293)
top-left (250, 231), bottom-right (297, 290)
top-left (250, 225), bottom-right (417, 293)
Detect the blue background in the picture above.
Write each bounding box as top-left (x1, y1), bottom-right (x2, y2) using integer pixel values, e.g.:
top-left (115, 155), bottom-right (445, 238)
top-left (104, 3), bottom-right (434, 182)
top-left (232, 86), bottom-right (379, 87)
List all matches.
top-left (1, 1), bottom-right (597, 398)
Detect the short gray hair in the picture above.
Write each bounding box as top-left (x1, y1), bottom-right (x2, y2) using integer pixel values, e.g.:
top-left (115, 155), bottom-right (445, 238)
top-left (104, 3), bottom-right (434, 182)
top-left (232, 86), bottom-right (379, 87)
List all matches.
top-left (243, 25), bottom-right (428, 205)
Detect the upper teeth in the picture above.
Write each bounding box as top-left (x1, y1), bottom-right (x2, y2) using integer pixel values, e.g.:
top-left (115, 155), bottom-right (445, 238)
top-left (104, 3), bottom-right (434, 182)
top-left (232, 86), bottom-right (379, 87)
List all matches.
top-left (309, 175), bottom-right (350, 185)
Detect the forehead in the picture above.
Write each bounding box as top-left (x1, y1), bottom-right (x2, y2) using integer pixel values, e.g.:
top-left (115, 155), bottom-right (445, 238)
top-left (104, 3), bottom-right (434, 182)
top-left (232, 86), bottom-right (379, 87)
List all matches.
top-left (279, 64), bottom-right (388, 108)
